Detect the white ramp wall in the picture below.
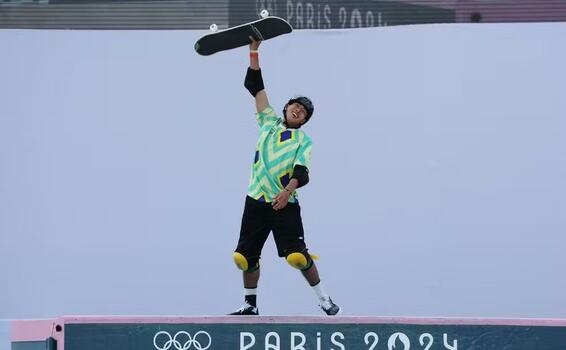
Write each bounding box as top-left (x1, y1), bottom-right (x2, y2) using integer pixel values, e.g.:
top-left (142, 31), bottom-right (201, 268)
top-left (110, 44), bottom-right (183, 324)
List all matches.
top-left (0, 24), bottom-right (565, 322)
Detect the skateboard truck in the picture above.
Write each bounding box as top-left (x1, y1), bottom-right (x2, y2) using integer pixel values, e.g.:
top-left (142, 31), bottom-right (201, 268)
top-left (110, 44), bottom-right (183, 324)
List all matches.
top-left (209, 9), bottom-right (266, 33)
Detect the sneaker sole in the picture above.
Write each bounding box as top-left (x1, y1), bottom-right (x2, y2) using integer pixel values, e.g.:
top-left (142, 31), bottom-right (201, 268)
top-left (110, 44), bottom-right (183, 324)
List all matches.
top-left (330, 307), bottom-right (342, 316)
top-left (321, 307), bottom-right (341, 316)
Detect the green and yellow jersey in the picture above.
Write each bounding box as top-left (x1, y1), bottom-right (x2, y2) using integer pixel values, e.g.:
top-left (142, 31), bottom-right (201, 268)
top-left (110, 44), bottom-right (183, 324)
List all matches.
top-left (247, 106), bottom-right (312, 203)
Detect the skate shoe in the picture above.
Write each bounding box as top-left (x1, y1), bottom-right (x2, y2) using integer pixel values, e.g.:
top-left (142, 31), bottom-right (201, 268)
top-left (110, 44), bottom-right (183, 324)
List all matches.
top-left (229, 302), bottom-right (259, 315)
top-left (320, 298), bottom-right (341, 316)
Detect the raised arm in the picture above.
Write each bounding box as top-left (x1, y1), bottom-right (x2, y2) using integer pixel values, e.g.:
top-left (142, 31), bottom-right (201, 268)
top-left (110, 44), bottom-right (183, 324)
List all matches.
top-left (244, 37), bottom-right (269, 113)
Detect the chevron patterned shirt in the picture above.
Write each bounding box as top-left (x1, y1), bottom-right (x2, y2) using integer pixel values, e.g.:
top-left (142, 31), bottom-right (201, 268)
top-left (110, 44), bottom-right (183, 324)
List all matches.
top-left (247, 106), bottom-right (312, 203)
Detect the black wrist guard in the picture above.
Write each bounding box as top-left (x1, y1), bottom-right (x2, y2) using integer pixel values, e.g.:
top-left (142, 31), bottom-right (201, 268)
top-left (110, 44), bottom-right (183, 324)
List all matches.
top-left (244, 67), bottom-right (265, 97)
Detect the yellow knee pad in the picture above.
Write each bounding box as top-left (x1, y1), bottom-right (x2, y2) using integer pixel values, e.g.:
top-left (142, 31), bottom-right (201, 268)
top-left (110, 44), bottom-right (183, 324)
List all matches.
top-left (233, 252), bottom-right (259, 272)
top-left (233, 252), bottom-right (249, 271)
top-left (286, 252), bottom-right (312, 270)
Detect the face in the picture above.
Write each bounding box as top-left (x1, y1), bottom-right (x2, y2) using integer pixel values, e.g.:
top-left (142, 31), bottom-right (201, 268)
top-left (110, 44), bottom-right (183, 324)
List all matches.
top-left (285, 102), bottom-right (308, 128)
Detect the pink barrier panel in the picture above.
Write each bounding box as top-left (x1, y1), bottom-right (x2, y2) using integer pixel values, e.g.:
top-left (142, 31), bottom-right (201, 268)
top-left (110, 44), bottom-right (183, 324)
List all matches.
top-left (12, 316), bottom-right (566, 350)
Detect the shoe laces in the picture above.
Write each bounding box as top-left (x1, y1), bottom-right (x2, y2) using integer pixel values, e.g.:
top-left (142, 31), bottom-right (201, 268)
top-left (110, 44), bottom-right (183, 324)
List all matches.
top-left (319, 298), bottom-right (334, 310)
top-left (236, 302), bottom-right (255, 312)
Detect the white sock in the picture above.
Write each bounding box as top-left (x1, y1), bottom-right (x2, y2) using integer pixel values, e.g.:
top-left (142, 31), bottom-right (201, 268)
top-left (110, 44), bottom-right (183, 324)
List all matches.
top-left (312, 282), bottom-right (330, 302)
top-left (244, 288), bottom-right (257, 296)
top-left (244, 288), bottom-right (257, 307)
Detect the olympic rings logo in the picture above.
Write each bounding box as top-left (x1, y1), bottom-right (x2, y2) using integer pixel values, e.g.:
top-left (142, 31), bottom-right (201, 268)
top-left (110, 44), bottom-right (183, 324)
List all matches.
top-left (153, 331), bottom-right (212, 350)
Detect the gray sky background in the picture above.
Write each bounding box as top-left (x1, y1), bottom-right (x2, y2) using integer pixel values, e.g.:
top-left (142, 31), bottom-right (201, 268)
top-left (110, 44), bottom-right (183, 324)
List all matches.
top-left (1, 23), bottom-right (565, 348)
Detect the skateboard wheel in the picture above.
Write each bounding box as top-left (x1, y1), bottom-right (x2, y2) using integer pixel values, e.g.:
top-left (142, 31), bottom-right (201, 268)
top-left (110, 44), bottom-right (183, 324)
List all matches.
top-left (209, 23), bottom-right (218, 32)
top-left (260, 9), bottom-right (269, 18)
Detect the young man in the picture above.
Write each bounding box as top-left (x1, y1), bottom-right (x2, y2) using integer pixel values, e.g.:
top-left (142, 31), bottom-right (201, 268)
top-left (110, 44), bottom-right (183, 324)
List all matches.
top-left (229, 37), bottom-right (340, 316)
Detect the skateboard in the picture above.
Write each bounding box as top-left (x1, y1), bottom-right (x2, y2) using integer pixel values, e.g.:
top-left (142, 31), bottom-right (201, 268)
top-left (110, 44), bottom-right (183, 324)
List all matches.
top-left (194, 10), bottom-right (293, 56)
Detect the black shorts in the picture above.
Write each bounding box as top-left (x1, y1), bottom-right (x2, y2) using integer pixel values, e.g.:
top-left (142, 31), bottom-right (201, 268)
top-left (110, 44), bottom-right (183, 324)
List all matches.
top-left (235, 196), bottom-right (308, 264)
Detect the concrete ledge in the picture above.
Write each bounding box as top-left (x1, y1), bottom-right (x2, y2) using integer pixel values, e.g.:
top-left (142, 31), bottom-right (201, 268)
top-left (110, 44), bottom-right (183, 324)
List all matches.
top-left (12, 315), bottom-right (566, 349)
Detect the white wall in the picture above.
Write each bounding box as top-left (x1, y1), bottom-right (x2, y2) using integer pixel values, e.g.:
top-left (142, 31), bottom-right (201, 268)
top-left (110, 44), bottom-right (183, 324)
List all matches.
top-left (1, 23), bottom-right (565, 340)
top-left (0, 321), bottom-right (8, 350)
